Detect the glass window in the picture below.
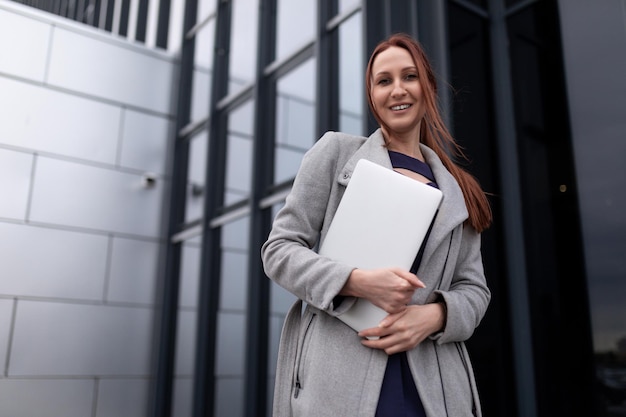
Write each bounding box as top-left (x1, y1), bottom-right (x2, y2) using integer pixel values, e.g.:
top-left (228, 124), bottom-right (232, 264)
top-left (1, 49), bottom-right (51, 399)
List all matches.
top-left (214, 216), bottom-right (249, 417)
top-left (339, 0), bottom-right (361, 14)
top-left (185, 130), bottom-right (209, 223)
top-left (339, 11), bottom-right (364, 135)
top-left (191, 18), bottom-right (215, 124)
top-left (220, 216), bottom-right (249, 311)
top-left (225, 100), bottom-right (254, 205)
top-left (198, 0), bottom-right (217, 24)
top-left (274, 59), bottom-right (316, 184)
top-left (229, 0), bottom-right (259, 94)
top-left (214, 313), bottom-right (245, 416)
top-left (276, 0), bottom-right (316, 60)
top-left (575, 118), bottom-right (626, 412)
top-left (194, 11), bottom-right (216, 70)
top-left (170, 242), bottom-right (202, 417)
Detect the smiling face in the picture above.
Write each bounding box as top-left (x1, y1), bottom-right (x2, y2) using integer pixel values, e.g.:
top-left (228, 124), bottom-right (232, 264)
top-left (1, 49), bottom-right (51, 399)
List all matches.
top-left (369, 46), bottom-right (426, 141)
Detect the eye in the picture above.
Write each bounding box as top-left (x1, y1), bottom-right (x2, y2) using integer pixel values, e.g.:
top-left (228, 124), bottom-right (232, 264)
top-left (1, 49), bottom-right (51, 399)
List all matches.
top-left (404, 73), bottom-right (418, 81)
top-left (376, 78), bottom-right (391, 86)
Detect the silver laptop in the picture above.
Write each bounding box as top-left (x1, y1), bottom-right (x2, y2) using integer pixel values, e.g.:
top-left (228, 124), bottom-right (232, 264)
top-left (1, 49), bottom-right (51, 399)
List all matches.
top-left (318, 158), bottom-right (443, 334)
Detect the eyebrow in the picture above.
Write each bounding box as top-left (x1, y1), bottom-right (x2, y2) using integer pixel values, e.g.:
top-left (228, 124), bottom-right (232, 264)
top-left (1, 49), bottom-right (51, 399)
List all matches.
top-left (373, 66), bottom-right (418, 77)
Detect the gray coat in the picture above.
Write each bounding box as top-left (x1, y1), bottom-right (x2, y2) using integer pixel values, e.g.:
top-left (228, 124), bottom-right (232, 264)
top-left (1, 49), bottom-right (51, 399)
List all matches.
top-left (261, 129), bottom-right (490, 417)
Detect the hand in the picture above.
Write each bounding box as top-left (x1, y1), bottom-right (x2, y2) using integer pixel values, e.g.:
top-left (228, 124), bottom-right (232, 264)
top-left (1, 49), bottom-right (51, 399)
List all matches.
top-left (341, 267), bottom-right (425, 314)
top-left (357, 303), bottom-right (446, 355)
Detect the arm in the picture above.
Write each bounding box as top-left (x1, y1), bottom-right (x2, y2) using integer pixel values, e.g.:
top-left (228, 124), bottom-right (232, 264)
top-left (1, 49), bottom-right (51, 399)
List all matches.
top-left (432, 224), bottom-right (490, 344)
top-left (261, 133), bottom-right (355, 312)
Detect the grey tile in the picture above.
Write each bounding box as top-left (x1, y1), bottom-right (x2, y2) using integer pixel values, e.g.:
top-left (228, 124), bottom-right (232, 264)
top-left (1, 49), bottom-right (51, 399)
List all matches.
top-left (0, 223), bottom-right (108, 300)
top-left (0, 379), bottom-right (94, 417)
top-left (0, 9), bottom-right (50, 82)
top-left (10, 301), bottom-right (153, 376)
top-left (29, 156), bottom-right (165, 237)
top-left (0, 78), bottom-right (121, 164)
top-left (108, 237), bottom-right (162, 304)
top-left (47, 27), bottom-right (175, 114)
top-left (0, 149), bottom-right (33, 220)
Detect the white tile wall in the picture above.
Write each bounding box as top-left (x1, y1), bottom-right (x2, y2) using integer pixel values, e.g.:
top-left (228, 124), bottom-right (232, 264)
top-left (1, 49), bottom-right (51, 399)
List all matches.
top-left (0, 8), bottom-right (50, 82)
top-left (119, 108), bottom-right (173, 175)
top-left (107, 237), bottom-right (163, 304)
top-left (0, 148), bottom-right (33, 220)
top-left (0, 223), bottom-right (108, 300)
top-left (0, 2), bottom-right (178, 416)
top-left (29, 156), bottom-right (165, 237)
top-left (47, 27), bottom-right (175, 115)
top-left (10, 300), bottom-right (153, 376)
top-left (0, 77), bottom-right (121, 164)
top-left (0, 379), bottom-right (94, 417)
top-left (0, 298), bottom-right (13, 371)
top-left (96, 378), bottom-right (150, 417)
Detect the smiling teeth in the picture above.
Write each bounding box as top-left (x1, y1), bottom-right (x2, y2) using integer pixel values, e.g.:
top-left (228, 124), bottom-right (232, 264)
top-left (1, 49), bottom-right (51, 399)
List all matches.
top-left (391, 104), bottom-right (411, 110)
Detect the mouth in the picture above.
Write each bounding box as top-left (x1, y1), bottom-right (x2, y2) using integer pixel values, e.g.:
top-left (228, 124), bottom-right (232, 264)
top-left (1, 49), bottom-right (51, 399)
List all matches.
top-left (390, 104), bottom-right (411, 111)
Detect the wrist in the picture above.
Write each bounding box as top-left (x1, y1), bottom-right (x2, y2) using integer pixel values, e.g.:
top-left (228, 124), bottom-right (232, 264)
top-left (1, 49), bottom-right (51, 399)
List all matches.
top-left (437, 301), bottom-right (447, 332)
top-left (339, 268), bottom-right (362, 297)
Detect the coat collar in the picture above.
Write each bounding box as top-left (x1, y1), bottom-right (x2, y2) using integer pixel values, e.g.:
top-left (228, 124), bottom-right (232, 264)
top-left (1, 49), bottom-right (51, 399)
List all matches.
top-left (337, 129), bottom-right (468, 264)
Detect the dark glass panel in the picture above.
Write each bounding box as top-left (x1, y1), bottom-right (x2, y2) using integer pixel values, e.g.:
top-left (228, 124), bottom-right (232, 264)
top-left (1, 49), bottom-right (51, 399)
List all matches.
top-left (448, 3), bottom-right (515, 417)
top-left (507, 2), bottom-right (595, 415)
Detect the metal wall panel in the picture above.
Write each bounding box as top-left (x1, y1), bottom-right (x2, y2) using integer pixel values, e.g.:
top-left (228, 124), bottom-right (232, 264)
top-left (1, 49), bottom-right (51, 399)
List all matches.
top-left (10, 301), bottom-right (153, 375)
top-left (0, 223), bottom-right (108, 300)
top-left (47, 27), bottom-right (175, 114)
top-left (0, 78), bottom-right (121, 164)
top-left (0, 149), bottom-right (33, 220)
top-left (0, 8), bottom-right (50, 81)
top-left (108, 237), bottom-right (163, 304)
top-left (0, 379), bottom-right (94, 417)
top-left (29, 156), bottom-right (165, 237)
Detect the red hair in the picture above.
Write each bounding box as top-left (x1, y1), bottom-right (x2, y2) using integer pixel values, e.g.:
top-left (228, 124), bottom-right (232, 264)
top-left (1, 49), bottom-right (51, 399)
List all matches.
top-left (365, 33), bottom-right (492, 232)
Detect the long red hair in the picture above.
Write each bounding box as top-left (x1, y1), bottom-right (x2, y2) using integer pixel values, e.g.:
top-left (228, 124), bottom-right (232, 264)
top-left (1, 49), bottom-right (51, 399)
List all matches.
top-left (365, 33), bottom-right (492, 232)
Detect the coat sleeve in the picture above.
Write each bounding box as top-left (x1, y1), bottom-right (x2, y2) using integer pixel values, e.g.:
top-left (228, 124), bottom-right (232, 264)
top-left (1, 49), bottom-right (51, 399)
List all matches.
top-left (261, 132), bottom-right (356, 313)
top-left (432, 224), bottom-right (491, 343)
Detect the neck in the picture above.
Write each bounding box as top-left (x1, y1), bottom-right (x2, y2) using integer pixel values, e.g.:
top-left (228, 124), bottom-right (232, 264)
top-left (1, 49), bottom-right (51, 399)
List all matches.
top-left (382, 129), bottom-right (424, 161)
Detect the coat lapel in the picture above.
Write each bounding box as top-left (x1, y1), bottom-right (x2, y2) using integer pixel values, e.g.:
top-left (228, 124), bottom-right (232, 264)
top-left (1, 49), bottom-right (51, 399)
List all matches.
top-left (420, 145), bottom-right (468, 266)
top-left (337, 129), bottom-right (390, 187)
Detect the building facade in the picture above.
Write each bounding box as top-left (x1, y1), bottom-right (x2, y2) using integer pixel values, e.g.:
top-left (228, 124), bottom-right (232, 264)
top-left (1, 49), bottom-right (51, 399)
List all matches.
top-left (0, 0), bottom-right (624, 416)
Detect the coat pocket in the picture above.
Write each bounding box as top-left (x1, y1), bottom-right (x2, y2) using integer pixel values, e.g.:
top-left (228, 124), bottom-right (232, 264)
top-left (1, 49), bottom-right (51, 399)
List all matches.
top-left (293, 309), bottom-right (317, 399)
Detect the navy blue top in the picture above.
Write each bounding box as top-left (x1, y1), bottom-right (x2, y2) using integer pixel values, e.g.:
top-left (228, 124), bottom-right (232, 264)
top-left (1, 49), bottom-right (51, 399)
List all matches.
top-left (375, 151), bottom-right (439, 417)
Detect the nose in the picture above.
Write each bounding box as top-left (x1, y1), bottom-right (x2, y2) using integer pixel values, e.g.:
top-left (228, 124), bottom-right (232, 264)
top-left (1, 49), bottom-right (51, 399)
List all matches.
top-left (391, 80), bottom-right (407, 97)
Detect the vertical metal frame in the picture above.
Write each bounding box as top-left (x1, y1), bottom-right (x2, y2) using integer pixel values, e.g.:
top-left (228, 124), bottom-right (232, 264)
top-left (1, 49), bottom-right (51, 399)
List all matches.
top-left (148, 1), bottom-right (199, 417)
top-left (487, 0), bottom-right (537, 415)
top-left (157, 0), bottom-right (172, 48)
top-left (316, 0), bottom-right (339, 135)
top-left (191, 1), bottom-right (232, 416)
top-left (103, 0), bottom-right (115, 31)
top-left (135, 0), bottom-right (149, 42)
top-left (118, 0), bottom-right (131, 36)
top-left (244, 1), bottom-right (277, 415)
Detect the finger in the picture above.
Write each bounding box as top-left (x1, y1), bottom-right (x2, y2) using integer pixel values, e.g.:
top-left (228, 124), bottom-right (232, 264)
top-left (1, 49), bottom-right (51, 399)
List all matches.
top-left (392, 268), bottom-right (425, 288)
top-left (378, 311), bottom-right (404, 328)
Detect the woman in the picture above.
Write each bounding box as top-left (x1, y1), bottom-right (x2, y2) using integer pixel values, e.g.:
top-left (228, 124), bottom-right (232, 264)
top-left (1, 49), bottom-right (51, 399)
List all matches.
top-left (261, 33), bottom-right (492, 417)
